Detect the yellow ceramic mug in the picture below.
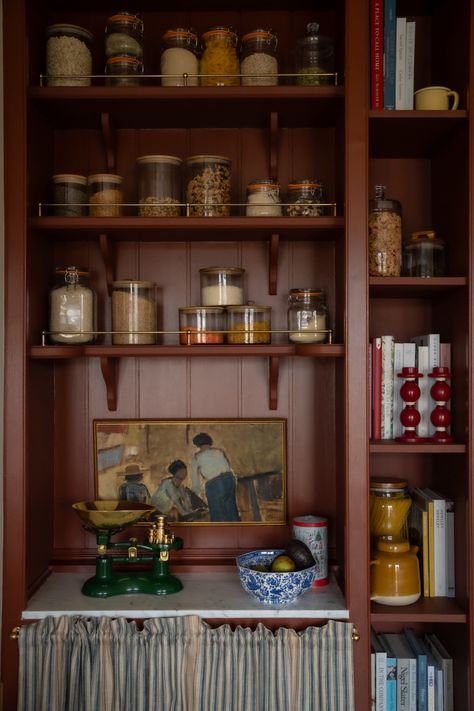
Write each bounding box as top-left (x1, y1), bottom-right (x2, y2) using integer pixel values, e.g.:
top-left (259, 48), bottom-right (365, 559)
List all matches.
top-left (414, 85), bottom-right (459, 110)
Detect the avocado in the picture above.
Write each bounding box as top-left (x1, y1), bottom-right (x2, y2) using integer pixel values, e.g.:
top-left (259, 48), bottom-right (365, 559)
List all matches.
top-left (284, 538), bottom-right (315, 570)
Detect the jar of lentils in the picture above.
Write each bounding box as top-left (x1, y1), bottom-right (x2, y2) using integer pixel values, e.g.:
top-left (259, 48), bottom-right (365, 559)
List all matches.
top-left (200, 27), bottom-right (239, 86)
top-left (105, 12), bottom-right (144, 59)
top-left (185, 155), bottom-right (232, 216)
top-left (161, 28), bottom-right (199, 86)
top-left (240, 29), bottom-right (278, 86)
top-left (137, 155), bottom-right (183, 216)
top-left (46, 24), bottom-right (93, 86)
top-left (105, 55), bottom-right (144, 86)
top-left (179, 307), bottom-right (226, 344)
top-left (246, 180), bottom-right (282, 216)
top-left (286, 179), bottom-right (325, 216)
top-left (288, 288), bottom-right (329, 343)
top-left (368, 185), bottom-right (402, 276)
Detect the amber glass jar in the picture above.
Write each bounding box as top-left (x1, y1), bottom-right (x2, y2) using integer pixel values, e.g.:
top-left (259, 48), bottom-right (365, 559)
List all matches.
top-left (370, 477), bottom-right (412, 540)
top-left (200, 27), bottom-right (239, 86)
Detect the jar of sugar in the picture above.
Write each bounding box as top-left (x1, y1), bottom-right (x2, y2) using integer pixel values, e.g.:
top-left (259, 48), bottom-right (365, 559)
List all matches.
top-left (199, 267), bottom-right (245, 306)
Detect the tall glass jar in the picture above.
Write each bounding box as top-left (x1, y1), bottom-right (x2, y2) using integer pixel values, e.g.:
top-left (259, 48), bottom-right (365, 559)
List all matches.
top-left (286, 179), bottom-right (325, 216)
top-left (88, 174), bottom-right (124, 217)
top-left (185, 155), bottom-right (232, 216)
top-left (200, 27), bottom-right (239, 86)
top-left (246, 179), bottom-right (282, 216)
top-left (105, 12), bottom-right (144, 59)
top-left (137, 155), bottom-right (183, 216)
top-left (52, 174), bottom-right (88, 216)
top-left (368, 184), bottom-right (402, 276)
top-left (295, 22), bottom-right (335, 86)
top-left (46, 24), bottom-right (93, 86)
top-left (49, 265), bottom-right (96, 344)
top-left (179, 306), bottom-right (225, 344)
top-left (105, 55), bottom-right (144, 86)
top-left (161, 28), bottom-right (199, 86)
top-left (200, 267), bottom-right (245, 306)
top-left (370, 477), bottom-right (412, 540)
top-left (240, 29), bottom-right (278, 86)
top-left (288, 288), bottom-right (329, 343)
top-left (227, 304), bottom-right (272, 344)
top-left (111, 280), bottom-right (157, 345)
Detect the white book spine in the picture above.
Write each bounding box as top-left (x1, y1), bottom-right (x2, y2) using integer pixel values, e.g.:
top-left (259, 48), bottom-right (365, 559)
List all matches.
top-left (381, 335), bottom-right (395, 439)
top-left (446, 505), bottom-right (455, 597)
top-left (427, 663), bottom-right (435, 711)
top-left (405, 21), bottom-right (416, 109)
top-left (408, 658), bottom-right (417, 711)
top-left (393, 342), bottom-right (404, 438)
top-left (416, 345), bottom-right (430, 437)
top-left (395, 17), bottom-right (407, 109)
top-left (433, 498), bottom-right (447, 596)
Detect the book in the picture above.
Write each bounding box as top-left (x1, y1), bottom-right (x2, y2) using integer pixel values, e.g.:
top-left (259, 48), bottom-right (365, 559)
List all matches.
top-left (372, 629), bottom-right (387, 711)
top-left (424, 633), bottom-right (453, 711)
top-left (382, 633), bottom-right (417, 711)
top-left (383, 0), bottom-right (397, 109)
top-left (371, 0), bottom-right (384, 109)
top-left (423, 488), bottom-right (447, 596)
top-left (414, 636), bottom-right (437, 711)
top-left (372, 337), bottom-right (383, 440)
top-left (445, 497), bottom-right (455, 597)
top-left (395, 17), bottom-right (407, 109)
top-left (411, 334), bottom-right (441, 435)
top-left (405, 21), bottom-right (416, 109)
top-left (378, 633), bottom-right (397, 711)
top-left (381, 335), bottom-right (395, 439)
top-left (404, 629), bottom-right (427, 711)
top-left (369, 342), bottom-right (373, 440)
top-left (408, 497), bottom-right (429, 597)
top-left (414, 345), bottom-right (430, 437)
top-left (393, 342), bottom-right (416, 439)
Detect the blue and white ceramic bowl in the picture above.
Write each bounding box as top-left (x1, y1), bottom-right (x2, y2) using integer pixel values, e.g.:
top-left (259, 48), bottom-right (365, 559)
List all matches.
top-left (236, 549), bottom-right (316, 605)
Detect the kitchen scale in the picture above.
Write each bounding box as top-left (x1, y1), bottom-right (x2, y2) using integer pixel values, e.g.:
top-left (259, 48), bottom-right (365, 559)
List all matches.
top-left (72, 500), bottom-right (183, 598)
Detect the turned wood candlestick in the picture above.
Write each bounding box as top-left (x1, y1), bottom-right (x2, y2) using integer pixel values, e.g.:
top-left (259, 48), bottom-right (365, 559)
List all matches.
top-left (396, 366), bottom-right (426, 443)
top-left (429, 366), bottom-right (454, 444)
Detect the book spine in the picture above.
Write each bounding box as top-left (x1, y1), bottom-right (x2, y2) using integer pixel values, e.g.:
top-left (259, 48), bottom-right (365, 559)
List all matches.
top-left (404, 629), bottom-right (427, 711)
top-left (432, 497), bottom-right (447, 596)
top-left (426, 335), bottom-right (440, 435)
top-left (369, 342), bottom-right (373, 440)
top-left (393, 341), bottom-right (404, 438)
top-left (426, 663), bottom-right (435, 711)
top-left (408, 658), bottom-right (417, 711)
top-left (421, 507), bottom-right (429, 597)
top-left (371, 0), bottom-right (384, 109)
top-left (376, 653), bottom-right (387, 710)
top-left (372, 337), bottom-right (382, 440)
top-left (405, 20), bottom-right (416, 109)
top-left (446, 503), bottom-right (455, 597)
top-left (395, 17), bottom-right (407, 109)
top-left (396, 659), bottom-right (410, 711)
top-left (415, 345), bottom-right (430, 437)
top-left (381, 335), bottom-right (395, 439)
top-left (440, 342), bottom-right (451, 433)
top-left (427, 498), bottom-right (435, 597)
top-left (386, 656), bottom-right (397, 711)
top-left (383, 0), bottom-right (396, 109)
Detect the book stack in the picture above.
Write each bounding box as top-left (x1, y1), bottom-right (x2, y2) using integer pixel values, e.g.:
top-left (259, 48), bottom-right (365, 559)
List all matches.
top-left (370, 0), bottom-right (416, 110)
top-left (371, 628), bottom-right (453, 710)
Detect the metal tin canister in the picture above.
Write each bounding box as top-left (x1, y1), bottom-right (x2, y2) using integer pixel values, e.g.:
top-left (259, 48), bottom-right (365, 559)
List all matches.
top-left (292, 514), bottom-right (328, 586)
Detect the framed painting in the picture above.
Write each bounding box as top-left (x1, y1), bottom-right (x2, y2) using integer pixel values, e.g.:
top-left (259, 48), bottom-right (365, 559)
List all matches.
top-left (94, 419), bottom-right (287, 525)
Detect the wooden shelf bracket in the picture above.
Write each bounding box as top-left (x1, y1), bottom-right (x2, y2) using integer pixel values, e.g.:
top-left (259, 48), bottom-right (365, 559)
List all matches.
top-left (269, 355), bottom-right (280, 410)
top-left (100, 111), bottom-right (116, 173)
top-left (269, 233), bottom-right (279, 295)
top-left (99, 233), bottom-right (116, 295)
top-left (100, 356), bottom-right (118, 411)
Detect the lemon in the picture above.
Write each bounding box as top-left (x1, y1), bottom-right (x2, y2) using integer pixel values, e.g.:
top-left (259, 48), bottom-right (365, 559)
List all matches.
top-left (271, 554), bottom-right (296, 572)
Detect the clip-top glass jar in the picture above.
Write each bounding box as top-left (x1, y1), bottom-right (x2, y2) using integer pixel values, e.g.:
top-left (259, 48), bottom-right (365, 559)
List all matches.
top-left (49, 265), bottom-right (96, 344)
top-left (369, 477), bottom-right (412, 540)
top-left (200, 267), bottom-right (245, 306)
top-left (402, 230), bottom-right (446, 277)
top-left (288, 288), bottom-right (329, 343)
top-left (52, 174), bottom-right (88, 216)
top-left (105, 55), bottom-right (144, 86)
top-left (286, 179), bottom-right (325, 216)
top-left (369, 184), bottom-right (402, 276)
top-left (240, 29), bottom-right (278, 86)
top-left (137, 155), bottom-right (183, 216)
top-left (185, 155), bottom-right (232, 216)
top-left (200, 26), bottom-right (239, 86)
top-left (227, 304), bottom-right (272, 344)
top-left (105, 12), bottom-right (144, 59)
top-left (179, 307), bottom-right (225, 344)
top-left (161, 28), bottom-right (199, 86)
top-left (111, 280), bottom-right (157, 345)
top-left (46, 24), bottom-right (93, 86)
top-left (246, 179), bottom-right (282, 216)
top-left (295, 22), bottom-right (335, 86)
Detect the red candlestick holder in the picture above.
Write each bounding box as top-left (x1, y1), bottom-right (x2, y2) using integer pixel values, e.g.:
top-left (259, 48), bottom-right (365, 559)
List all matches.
top-left (429, 366), bottom-right (454, 444)
top-left (396, 366), bottom-right (426, 443)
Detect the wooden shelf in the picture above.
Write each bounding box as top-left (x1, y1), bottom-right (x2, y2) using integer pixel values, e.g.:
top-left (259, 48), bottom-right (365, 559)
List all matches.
top-left (371, 597), bottom-right (467, 623)
top-left (369, 276), bottom-right (467, 298)
top-left (369, 441), bottom-right (466, 454)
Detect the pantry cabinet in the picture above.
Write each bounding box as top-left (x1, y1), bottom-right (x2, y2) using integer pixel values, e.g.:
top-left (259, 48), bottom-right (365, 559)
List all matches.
top-left (2, 0), bottom-right (473, 708)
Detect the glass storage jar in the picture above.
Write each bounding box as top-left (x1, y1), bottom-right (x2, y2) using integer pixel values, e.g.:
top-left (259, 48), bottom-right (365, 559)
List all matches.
top-left (105, 55), bottom-right (143, 86)
top-left (52, 174), bottom-right (88, 216)
top-left (111, 280), bottom-right (157, 345)
top-left (137, 155), bottom-right (183, 216)
top-left (200, 267), bottom-right (245, 306)
top-left (49, 265), bottom-right (96, 344)
top-left (286, 179), bottom-right (325, 216)
top-left (200, 26), bottom-right (239, 86)
top-left (105, 12), bottom-right (144, 59)
top-left (240, 29), bottom-right (278, 86)
top-left (370, 477), bottom-right (412, 540)
top-left (369, 184), bottom-right (402, 276)
top-left (227, 304), bottom-right (272, 344)
top-left (402, 230), bottom-right (446, 277)
top-left (288, 288), bottom-right (329, 343)
top-left (161, 28), bottom-right (199, 86)
top-left (179, 306), bottom-right (225, 344)
top-left (88, 174), bottom-right (124, 217)
top-left (185, 155), bottom-right (232, 216)
top-left (46, 24), bottom-right (93, 87)
top-left (295, 22), bottom-right (335, 86)
top-left (246, 179), bottom-right (282, 216)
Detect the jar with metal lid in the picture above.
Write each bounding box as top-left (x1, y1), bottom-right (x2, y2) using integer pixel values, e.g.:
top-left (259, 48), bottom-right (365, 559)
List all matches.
top-left (88, 174), bottom-right (124, 217)
top-left (402, 230), bottom-right (446, 277)
top-left (227, 304), bottom-right (272, 344)
top-left (52, 174), bottom-right (88, 216)
top-left (200, 27), bottom-right (239, 86)
top-left (161, 28), bottom-right (199, 86)
top-left (105, 12), bottom-right (144, 59)
top-left (240, 29), bottom-right (278, 86)
top-left (295, 22), bottom-right (335, 86)
top-left (105, 55), bottom-right (144, 86)
top-left (369, 477), bottom-right (412, 540)
top-left (185, 155), bottom-right (232, 216)
top-left (246, 179), bottom-right (282, 216)
top-left (111, 280), bottom-right (157, 345)
top-left (369, 184), bottom-right (402, 276)
top-left (46, 24), bottom-right (93, 86)
top-left (137, 155), bottom-right (183, 216)
top-left (49, 265), bottom-right (96, 344)
top-left (288, 288), bottom-right (329, 343)
top-left (200, 267), bottom-right (245, 306)
top-left (286, 179), bottom-right (325, 216)
top-left (179, 307), bottom-right (225, 344)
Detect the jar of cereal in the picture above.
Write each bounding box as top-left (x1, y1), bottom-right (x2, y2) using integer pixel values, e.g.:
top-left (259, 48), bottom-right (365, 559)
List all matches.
top-left (184, 155), bottom-right (231, 216)
top-left (111, 280), bottom-right (157, 344)
top-left (369, 185), bottom-right (402, 276)
top-left (200, 27), bottom-right (239, 86)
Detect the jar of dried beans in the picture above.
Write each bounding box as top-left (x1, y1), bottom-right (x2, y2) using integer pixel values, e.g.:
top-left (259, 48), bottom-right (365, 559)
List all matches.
top-left (200, 27), bottom-right (239, 86)
top-left (369, 185), bottom-right (402, 276)
top-left (185, 155), bottom-right (232, 216)
top-left (88, 174), bottom-right (124, 217)
top-left (46, 24), bottom-right (93, 87)
top-left (179, 307), bottom-right (225, 345)
top-left (240, 29), bottom-right (278, 86)
top-left (49, 265), bottom-right (96, 344)
top-left (286, 179), bottom-right (325, 216)
top-left (161, 28), bottom-right (199, 86)
top-left (111, 280), bottom-right (157, 345)
top-left (137, 155), bottom-right (183, 216)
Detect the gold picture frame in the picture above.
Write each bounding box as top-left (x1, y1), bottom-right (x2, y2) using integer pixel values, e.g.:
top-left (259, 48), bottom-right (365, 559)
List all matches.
top-left (94, 419), bottom-right (287, 525)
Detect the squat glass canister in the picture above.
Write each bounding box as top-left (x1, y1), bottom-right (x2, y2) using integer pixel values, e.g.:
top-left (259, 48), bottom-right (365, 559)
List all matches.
top-left (368, 184), bottom-right (402, 276)
top-left (179, 307), bottom-right (226, 344)
top-left (46, 24), bottom-right (93, 86)
top-left (402, 230), bottom-right (446, 277)
top-left (200, 26), bottom-right (239, 86)
top-left (49, 265), bottom-right (96, 344)
top-left (227, 304), bottom-right (272, 344)
top-left (288, 288), bottom-right (329, 343)
top-left (246, 179), bottom-right (282, 216)
top-left (295, 22), bottom-right (335, 85)
top-left (240, 29), bottom-right (278, 86)
top-left (111, 280), bottom-right (157, 345)
top-left (161, 28), bottom-right (199, 86)
top-left (185, 155), bottom-right (232, 216)
top-left (137, 155), bottom-right (183, 216)
top-left (52, 174), bottom-right (88, 216)
top-left (200, 267), bottom-right (245, 306)
top-left (88, 174), bottom-right (124, 217)
top-left (105, 12), bottom-right (144, 59)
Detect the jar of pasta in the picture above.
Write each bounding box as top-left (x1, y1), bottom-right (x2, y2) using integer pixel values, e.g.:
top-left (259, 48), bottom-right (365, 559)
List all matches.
top-left (88, 174), bottom-right (124, 217)
top-left (246, 179), bottom-right (282, 216)
top-left (368, 185), bottom-right (402, 276)
top-left (161, 27), bottom-right (199, 86)
top-left (137, 155), bottom-right (182, 216)
top-left (105, 12), bottom-right (144, 59)
top-left (200, 26), bottom-right (239, 86)
top-left (370, 477), bottom-right (412, 540)
top-left (179, 307), bottom-right (225, 344)
top-left (227, 304), bottom-right (271, 344)
top-left (111, 280), bottom-right (157, 345)
top-left (49, 265), bottom-right (96, 344)
top-left (185, 155), bottom-right (231, 216)
top-left (240, 29), bottom-right (278, 86)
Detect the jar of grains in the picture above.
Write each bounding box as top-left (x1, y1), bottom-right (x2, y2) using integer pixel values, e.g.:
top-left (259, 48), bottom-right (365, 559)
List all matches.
top-left (200, 27), bottom-right (239, 86)
top-left (368, 184), bottom-right (402, 276)
top-left (137, 155), bottom-right (183, 216)
top-left (179, 307), bottom-right (226, 344)
top-left (49, 265), bottom-right (96, 344)
top-left (185, 155), bottom-right (232, 216)
top-left (288, 288), bottom-right (329, 343)
top-left (246, 179), bottom-right (282, 216)
top-left (286, 179), bottom-right (325, 216)
top-left (161, 28), bottom-right (199, 86)
top-left (52, 174), bottom-right (88, 216)
top-left (240, 29), bottom-right (278, 86)
top-left (295, 22), bottom-right (335, 86)
top-left (226, 304), bottom-right (272, 344)
top-left (88, 174), bottom-right (124, 217)
top-left (105, 12), bottom-right (144, 59)
top-left (105, 55), bottom-right (144, 86)
top-left (200, 267), bottom-right (245, 306)
top-left (46, 24), bottom-right (93, 87)
top-left (111, 280), bottom-right (157, 345)
top-left (369, 477), bottom-right (412, 540)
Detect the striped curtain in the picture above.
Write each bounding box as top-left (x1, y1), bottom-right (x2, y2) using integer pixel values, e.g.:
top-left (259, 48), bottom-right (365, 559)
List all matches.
top-left (18, 616), bottom-right (354, 711)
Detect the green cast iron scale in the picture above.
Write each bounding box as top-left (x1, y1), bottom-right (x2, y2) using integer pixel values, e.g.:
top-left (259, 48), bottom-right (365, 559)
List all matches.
top-left (72, 501), bottom-right (183, 598)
